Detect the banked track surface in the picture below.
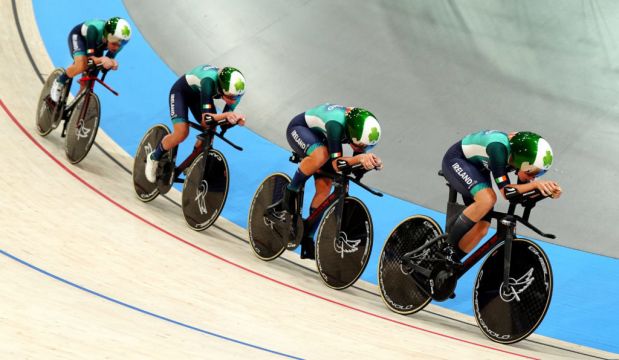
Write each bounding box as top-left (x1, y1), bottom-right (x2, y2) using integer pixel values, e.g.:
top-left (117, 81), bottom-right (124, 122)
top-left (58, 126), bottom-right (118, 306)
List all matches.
top-left (0, 1), bottom-right (615, 359)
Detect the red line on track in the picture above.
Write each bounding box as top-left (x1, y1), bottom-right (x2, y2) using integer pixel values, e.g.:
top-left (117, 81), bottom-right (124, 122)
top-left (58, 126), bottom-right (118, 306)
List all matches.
top-left (0, 99), bottom-right (538, 360)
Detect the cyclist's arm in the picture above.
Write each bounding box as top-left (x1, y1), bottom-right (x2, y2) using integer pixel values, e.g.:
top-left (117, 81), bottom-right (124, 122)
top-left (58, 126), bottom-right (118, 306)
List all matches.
top-left (508, 175), bottom-right (562, 197)
top-left (85, 25), bottom-right (99, 58)
top-left (487, 142), bottom-right (514, 199)
top-left (198, 77), bottom-right (218, 124)
top-left (324, 121), bottom-right (344, 159)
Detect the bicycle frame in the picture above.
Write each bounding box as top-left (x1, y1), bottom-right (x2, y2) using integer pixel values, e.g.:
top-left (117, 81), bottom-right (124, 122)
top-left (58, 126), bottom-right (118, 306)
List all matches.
top-left (289, 154), bottom-right (383, 232)
top-left (59, 69), bottom-right (118, 137)
top-left (171, 120), bottom-right (243, 184)
top-left (442, 182), bottom-right (556, 285)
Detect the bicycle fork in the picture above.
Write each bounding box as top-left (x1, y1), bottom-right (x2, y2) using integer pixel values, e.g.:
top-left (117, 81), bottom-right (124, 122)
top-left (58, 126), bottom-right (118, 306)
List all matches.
top-left (500, 216), bottom-right (517, 294)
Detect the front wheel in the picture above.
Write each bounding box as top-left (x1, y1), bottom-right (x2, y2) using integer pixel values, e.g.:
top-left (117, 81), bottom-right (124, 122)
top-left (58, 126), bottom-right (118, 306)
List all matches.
top-left (315, 197), bottom-right (373, 290)
top-left (132, 124), bottom-right (171, 202)
top-left (64, 92), bottom-right (100, 164)
top-left (182, 149), bottom-right (230, 231)
top-left (35, 68), bottom-right (64, 136)
top-left (474, 238), bottom-right (553, 344)
top-left (248, 173), bottom-right (291, 261)
top-left (378, 215), bottom-right (442, 314)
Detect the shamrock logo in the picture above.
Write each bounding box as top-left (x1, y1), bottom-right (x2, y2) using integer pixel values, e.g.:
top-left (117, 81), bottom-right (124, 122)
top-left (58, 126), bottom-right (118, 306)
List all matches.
top-left (368, 127), bottom-right (380, 142)
top-left (234, 78), bottom-right (244, 92)
top-left (121, 25), bottom-right (131, 37)
top-left (543, 150), bottom-right (552, 167)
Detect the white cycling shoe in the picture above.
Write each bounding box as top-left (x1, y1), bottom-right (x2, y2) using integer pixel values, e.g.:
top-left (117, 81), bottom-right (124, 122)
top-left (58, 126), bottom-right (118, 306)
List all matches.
top-left (145, 151), bottom-right (159, 183)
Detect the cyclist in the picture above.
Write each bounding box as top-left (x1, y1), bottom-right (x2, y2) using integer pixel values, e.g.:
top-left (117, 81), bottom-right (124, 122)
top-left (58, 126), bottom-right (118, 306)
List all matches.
top-left (50, 17), bottom-right (131, 102)
top-left (441, 130), bottom-right (562, 263)
top-left (267, 103), bottom-right (383, 259)
top-left (145, 64), bottom-right (246, 182)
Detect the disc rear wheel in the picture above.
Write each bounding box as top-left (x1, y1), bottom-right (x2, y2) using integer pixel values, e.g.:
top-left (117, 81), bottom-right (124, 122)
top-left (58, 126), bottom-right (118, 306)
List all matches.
top-left (378, 216), bottom-right (442, 314)
top-left (35, 68), bottom-right (64, 136)
top-left (248, 173), bottom-right (291, 261)
top-left (133, 124), bottom-right (171, 202)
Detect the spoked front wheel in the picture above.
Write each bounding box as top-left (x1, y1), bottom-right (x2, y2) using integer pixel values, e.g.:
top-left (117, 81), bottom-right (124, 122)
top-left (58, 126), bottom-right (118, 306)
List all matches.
top-left (35, 68), bottom-right (64, 136)
top-left (133, 124), bottom-right (171, 202)
top-left (378, 215), bottom-right (442, 314)
top-left (64, 92), bottom-right (101, 164)
top-left (182, 149), bottom-right (230, 231)
top-left (315, 197), bottom-right (373, 290)
top-left (474, 238), bottom-right (553, 344)
top-left (248, 173), bottom-right (291, 261)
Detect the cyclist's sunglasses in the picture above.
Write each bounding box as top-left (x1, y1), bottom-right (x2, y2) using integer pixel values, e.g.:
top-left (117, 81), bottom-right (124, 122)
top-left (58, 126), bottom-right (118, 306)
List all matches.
top-left (222, 94), bottom-right (240, 101)
top-left (524, 166), bottom-right (547, 177)
top-left (351, 142), bottom-right (374, 152)
top-left (108, 36), bottom-right (128, 47)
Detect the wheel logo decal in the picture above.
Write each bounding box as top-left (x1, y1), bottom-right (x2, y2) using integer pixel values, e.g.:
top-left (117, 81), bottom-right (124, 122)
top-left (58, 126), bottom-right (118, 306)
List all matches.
top-left (76, 118), bottom-right (93, 140)
top-left (499, 267), bottom-right (535, 303)
top-left (334, 231), bottom-right (361, 258)
top-left (263, 210), bottom-right (285, 229)
top-left (195, 180), bottom-right (209, 215)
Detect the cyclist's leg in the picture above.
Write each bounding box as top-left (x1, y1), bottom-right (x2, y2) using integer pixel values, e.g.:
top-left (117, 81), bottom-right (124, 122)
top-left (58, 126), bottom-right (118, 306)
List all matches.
top-left (281, 114), bottom-right (328, 211)
top-left (458, 196), bottom-right (493, 253)
top-left (65, 25), bottom-right (88, 77)
top-left (51, 26), bottom-right (86, 101)
top-left (186, 95), bottom-right (206, 150)
top-left (145, 77), bottom-right (191, 182)
top-left (161, 122), bottom-right (190, 150)
top-left (459, 221), bottom-right (491, 253)
top-left (300, 174), bottom-right (333, 259)
top-left (441, 142), bottom-right (494, 260)
top-left (294, 146), bottom-right (329, 188)
top-left (311, 174), bottom-right (333, 209)
top-left (159, 77), bottom-right (192, 156)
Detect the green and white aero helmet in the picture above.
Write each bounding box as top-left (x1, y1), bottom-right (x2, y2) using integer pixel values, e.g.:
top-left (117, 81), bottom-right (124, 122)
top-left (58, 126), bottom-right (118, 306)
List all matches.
top-left (104, 17), bottom-right (131, 45)
top-left (218, 67), bottom-right (246, 98)
top-left (509, 131), bottom-right (553, 177)
top-left (345, 107), bottom-right (381, 149)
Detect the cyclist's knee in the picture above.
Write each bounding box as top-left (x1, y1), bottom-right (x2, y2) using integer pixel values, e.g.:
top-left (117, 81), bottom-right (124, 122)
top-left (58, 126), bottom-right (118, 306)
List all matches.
top-left (309, 146), bottom-right (328, 164)
top-left (474, 188), bottom-right (496, 212)
top-left (302, 146), bottom-right (329, 172)
top-left (476, 220), bottom-right (491, 237)
top-left (168, 124), bottom-right (189, 145)
top-left (74, 56), bottom-right (87, 73)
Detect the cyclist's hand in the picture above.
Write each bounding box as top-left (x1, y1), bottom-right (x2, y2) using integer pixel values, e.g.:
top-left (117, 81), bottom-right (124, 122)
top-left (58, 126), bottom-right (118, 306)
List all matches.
top-left (372, 154), bottom-right (384, 170)
top-left (225, 112), bottom-right (245, 125)
top-left (99, 56), bottom-right (114, 70)
top-left (550, 184), bottom-right (563, 199)
top-left (357, 153), bottom-right (378, 170)
top-left (110, 59), bottom-right (118, 70)
top-left (534, 180), bottom-right (560, 197)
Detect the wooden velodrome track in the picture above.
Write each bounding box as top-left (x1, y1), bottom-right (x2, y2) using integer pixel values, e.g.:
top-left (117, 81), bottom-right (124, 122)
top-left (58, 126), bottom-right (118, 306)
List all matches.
top-left (0, 1), bottom-right (615, 359)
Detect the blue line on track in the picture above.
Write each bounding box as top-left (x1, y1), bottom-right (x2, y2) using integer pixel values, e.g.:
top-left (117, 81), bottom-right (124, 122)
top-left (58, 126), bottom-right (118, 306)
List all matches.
top-left (0, 248), bottom-right (303, 360)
